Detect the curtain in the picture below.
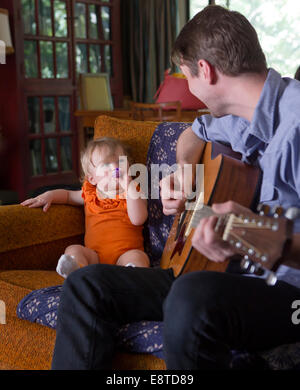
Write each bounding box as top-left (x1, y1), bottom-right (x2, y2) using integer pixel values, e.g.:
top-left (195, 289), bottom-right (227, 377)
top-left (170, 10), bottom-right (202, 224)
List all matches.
top-left (121, 0), bottom-right (187, 103)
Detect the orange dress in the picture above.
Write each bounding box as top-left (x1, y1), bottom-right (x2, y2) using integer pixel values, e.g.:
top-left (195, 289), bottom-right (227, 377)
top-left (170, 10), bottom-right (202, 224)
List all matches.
top-left (82, 181), bottom-right (145, 264)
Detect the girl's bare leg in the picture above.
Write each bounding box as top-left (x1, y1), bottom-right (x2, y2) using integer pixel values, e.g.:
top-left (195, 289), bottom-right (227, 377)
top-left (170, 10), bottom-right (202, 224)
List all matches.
top-left (57, 245), bottom-right (99, 278)
top-left (65, 245), bottom-right (99, 266)
top-left (116, 249), bottom-right (150, 268)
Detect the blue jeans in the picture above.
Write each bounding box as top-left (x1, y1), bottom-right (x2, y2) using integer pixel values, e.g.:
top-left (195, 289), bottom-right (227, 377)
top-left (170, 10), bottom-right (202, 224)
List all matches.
top-left (51, 265), bottom-right (300, 369)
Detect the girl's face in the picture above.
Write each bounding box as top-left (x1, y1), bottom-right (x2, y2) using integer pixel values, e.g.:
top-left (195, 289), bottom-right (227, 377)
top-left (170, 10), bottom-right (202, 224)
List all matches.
top-left (87, 145), bottom-right (128, 193)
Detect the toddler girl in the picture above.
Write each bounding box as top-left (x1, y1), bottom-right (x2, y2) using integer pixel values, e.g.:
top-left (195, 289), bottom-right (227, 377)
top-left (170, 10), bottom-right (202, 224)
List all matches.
top-left (21, 137), bottom-right (149, 278)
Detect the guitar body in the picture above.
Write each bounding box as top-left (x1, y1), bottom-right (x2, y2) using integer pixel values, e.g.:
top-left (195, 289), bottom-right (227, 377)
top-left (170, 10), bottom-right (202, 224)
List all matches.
top-left (160, 142), bottom-right (261, 277)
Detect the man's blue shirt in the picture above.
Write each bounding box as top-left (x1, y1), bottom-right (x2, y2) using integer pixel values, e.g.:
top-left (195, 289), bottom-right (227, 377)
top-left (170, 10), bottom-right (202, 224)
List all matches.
top-left (191, 68), bottom-right (300, 287)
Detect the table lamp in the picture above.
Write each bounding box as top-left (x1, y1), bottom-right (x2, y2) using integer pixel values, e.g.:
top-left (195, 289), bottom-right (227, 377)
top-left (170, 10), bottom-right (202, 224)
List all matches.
top-left (0, 8), bottom-right (14, 64)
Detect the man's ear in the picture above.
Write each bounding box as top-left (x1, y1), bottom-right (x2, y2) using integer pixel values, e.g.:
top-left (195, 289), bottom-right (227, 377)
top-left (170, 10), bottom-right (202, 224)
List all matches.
top-left (198, 59), bottom-right (216, 84)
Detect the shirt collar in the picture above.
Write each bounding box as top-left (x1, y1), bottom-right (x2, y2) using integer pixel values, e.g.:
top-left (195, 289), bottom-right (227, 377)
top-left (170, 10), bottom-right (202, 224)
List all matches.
top-left (249, 68), bottom-right (282, 143)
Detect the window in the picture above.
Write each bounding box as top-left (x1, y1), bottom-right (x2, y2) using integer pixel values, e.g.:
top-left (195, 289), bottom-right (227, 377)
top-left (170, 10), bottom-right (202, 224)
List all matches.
top-left (74, 2), bottom-right (113, 76)
top-left (27, 95), bottom-right (73, 176)
top-left (22, 0), bottom-right (70, 80)
top-left (189, 0), bottom-right (300, 77)
top-left (22, 0), bottom-right (115, 80)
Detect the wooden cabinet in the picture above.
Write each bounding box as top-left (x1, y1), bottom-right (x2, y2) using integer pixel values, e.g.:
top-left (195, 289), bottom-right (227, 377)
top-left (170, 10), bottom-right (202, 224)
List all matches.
top-left (0, 0), bottom-right (122, 201)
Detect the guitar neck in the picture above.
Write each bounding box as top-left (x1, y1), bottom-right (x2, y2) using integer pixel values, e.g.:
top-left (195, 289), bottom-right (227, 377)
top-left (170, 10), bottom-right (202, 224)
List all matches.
top-left (185, 203), bottom-right (216, 237)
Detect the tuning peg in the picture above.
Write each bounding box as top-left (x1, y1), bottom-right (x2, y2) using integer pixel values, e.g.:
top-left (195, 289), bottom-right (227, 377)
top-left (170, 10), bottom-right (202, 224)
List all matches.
top-left (240, 256), bottom-right (265, 276)
top-left (271, 206), bottom-right (284, 218)
top-left (265, 271), bottom-right (277, 286)
top-left (249, 262), bottom-right (266, 275)
top-left (257, 203), bottom-right (270, 216)
top-left (247, 248), bottom-right (255, 255)
top-left (285, 207), bottom-right (300, 220)
top-left (241, 260), bottom-right (277, 286)
top-left (240, 255), bottom-right (251, 270)
top-left (253, 266), bottom-right (264, 276)
top-left (260, 255), bottom-right (268, 263)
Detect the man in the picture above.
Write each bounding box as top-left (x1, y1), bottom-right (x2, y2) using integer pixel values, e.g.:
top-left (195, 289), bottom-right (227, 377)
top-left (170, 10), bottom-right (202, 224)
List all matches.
top-left (52, 5), bottom-right (300, 369)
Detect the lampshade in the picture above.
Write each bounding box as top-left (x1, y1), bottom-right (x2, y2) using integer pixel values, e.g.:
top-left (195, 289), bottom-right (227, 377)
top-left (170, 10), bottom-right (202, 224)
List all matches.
top-left (0, 8), bottom-right (14, 55)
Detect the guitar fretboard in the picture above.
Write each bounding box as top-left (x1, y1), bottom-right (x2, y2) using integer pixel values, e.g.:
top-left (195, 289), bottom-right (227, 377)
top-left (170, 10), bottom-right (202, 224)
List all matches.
top-left (185, 202), bottom-right (215, 237)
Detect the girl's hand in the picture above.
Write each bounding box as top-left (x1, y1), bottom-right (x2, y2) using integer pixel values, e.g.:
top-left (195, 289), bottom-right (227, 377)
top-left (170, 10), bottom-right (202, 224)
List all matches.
top-left (21, 191), bottom-right (54, 212)
top-left (118, 170), bottom-right (133, 196)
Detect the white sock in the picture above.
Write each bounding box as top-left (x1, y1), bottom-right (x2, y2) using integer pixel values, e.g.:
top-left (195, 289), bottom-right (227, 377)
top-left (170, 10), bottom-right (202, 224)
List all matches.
top-left (56, 254), bottom-right (80, 278)
top-left (125, 262), bottom-right (136, 267)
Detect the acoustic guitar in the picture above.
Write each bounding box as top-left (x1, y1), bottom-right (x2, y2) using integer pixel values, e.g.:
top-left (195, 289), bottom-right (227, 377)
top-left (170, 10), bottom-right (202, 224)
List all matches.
top-left (160, 142), bottom-right (293, 285)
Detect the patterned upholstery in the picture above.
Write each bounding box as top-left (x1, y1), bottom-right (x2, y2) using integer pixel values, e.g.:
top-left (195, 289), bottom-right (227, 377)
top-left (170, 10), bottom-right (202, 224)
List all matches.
top-left (94, 115), bottom-right (157, 165)
top-left (143, 122), bottom-right (190, 266)
top-left (0, 204), bottom-right (84, 271)
top-left (17, 121), bottom-right (300, 369)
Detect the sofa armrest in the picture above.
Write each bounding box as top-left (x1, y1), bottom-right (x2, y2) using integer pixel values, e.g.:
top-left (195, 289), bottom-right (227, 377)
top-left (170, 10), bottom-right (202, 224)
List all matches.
top-left (0, 204), bottom-right (84, 271)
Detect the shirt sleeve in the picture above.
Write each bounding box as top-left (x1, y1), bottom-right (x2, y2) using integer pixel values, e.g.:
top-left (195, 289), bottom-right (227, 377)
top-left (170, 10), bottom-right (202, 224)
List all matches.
top-left (81, 180), bottom-right (96, 202)
top-left (266, 128), bottom-right (300, 234)
top-left (288, 132), bottom-right (300, 199)
top-left (284, 131), bottom-right (300, 233)
top-left (191, 114), bottom-right (248, 145)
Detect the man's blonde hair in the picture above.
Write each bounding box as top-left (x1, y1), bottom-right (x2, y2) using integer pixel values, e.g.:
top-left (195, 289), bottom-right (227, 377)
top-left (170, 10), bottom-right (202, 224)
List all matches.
top-left (80, 137), bottom-right (133, 182)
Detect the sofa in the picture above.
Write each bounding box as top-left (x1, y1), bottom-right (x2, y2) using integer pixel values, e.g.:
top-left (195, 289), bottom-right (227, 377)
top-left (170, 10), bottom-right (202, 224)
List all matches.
top-left (0, 115), bottom-right (167, 370)
top-left (1, 115), bottom-right (300, 370)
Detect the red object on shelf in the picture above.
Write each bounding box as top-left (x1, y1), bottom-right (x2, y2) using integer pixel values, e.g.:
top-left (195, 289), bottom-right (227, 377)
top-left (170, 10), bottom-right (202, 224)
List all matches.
top-left (154, 70), bottom-right (207, 110)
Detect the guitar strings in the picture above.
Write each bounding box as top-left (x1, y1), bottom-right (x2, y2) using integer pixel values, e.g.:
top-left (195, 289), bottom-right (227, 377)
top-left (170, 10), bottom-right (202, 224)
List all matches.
top-left (231, 223), bottom-right (273, 229)
top-left (224, 215), bottom-right (263, 256)
top-left (228, 231), bottom-right (262, 256)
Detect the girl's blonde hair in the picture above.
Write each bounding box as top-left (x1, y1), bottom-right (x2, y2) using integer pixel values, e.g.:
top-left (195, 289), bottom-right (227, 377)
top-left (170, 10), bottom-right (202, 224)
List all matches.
top-left (80, 137), bottom-right (133, 182)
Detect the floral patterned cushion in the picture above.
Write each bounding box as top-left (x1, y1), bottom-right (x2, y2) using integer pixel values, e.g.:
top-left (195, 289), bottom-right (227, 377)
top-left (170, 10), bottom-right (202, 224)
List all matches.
top-left (17, 122), bottom-right (300, 369)
top-left (143, 121), bottom-right (190, 266)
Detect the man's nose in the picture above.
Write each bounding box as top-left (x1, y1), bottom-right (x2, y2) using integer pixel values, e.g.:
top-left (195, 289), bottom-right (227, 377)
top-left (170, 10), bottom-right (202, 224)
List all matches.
top-left (95, 164), bottom-right (111, 176)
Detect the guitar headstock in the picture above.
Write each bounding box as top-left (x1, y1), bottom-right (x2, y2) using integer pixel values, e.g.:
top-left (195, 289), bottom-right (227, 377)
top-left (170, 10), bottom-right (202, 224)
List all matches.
top-left (215, 204), bottom-right (296, 285)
